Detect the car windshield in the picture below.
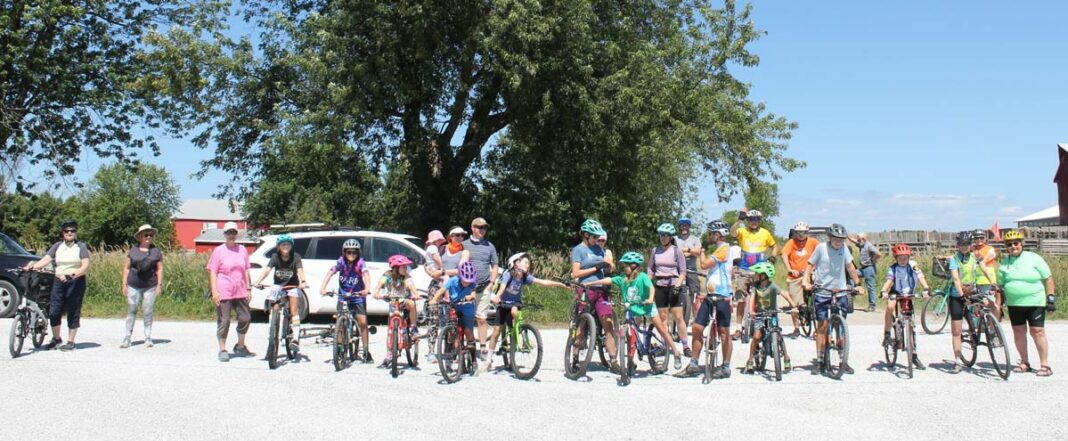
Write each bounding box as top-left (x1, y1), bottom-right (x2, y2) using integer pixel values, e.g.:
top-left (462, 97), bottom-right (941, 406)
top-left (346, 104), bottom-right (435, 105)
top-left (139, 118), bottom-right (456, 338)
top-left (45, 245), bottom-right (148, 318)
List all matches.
top-left (0, 234), bottom-right (30, 255)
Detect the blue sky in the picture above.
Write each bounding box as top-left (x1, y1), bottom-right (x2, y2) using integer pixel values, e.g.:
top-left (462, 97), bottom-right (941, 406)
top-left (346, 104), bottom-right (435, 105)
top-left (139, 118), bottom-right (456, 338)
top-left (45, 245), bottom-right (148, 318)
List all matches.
top-left (19, 1), bottom-right (1066, 235)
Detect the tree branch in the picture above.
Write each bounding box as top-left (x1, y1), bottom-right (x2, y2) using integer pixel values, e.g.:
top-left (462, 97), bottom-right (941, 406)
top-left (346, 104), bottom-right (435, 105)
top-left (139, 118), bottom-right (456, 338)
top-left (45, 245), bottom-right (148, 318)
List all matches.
top-left (439, 50), bottom-right (478, 145)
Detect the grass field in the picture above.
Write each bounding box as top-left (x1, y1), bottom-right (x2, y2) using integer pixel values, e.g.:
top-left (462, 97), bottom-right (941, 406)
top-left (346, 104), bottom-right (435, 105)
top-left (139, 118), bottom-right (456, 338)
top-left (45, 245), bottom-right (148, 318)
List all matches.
top-left (70, 248), bottom-right (1068, 323)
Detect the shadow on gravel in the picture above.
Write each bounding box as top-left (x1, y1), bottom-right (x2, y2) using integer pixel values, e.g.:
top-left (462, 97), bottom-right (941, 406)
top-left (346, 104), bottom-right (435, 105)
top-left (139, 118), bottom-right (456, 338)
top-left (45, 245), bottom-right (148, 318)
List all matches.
top-left (132, 339), bottom-right (171, 346)
top-left (73, 342), bottom-right (101, 350)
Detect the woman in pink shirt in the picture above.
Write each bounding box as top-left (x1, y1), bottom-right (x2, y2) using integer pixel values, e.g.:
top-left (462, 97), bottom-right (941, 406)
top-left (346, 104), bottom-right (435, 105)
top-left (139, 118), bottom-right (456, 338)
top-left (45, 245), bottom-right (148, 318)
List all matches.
top-left (207, 222), bottom-right (253, 362)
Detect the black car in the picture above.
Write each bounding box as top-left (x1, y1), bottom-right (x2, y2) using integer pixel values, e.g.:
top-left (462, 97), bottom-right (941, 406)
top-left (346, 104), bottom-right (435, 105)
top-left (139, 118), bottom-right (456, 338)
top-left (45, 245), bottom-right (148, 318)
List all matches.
top-left (0, 233), bottom-right (45, 318)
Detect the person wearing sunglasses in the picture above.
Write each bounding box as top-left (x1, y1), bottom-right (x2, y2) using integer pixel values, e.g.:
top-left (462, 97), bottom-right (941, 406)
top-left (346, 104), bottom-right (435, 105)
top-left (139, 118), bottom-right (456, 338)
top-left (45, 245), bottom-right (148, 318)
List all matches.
top-left (23, 220), bottom-right (91, 351)
top-left (121, 224), bottom-right (164, 348)
top-left (997, 230), bottom-right (1057, 377)
top-left (648, 223), bottom-right (688, 369)
top-left (320, 238), bottom-right (373, 363)
top-left (462, 217), bottom-right (499, 361)
top-left (731, 209), bottom-right (779, 340)
top-left (207, 222), bottom-right (253, 362)
top-left (596, 233), bottom-right (616, 274)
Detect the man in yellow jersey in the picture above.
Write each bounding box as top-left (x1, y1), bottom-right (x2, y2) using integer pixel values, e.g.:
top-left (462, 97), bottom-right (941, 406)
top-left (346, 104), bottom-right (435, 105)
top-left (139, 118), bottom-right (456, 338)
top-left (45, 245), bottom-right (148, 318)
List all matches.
top-left (730, 209), bottom-right (779, 340)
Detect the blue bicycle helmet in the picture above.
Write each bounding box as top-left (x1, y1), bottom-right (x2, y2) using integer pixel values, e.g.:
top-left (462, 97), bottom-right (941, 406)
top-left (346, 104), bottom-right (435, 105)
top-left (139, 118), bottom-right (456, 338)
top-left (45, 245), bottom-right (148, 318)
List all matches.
top-left (678, 217), bottom-right (692, 226)
top-left (276, 234), bottom-right (295, 246)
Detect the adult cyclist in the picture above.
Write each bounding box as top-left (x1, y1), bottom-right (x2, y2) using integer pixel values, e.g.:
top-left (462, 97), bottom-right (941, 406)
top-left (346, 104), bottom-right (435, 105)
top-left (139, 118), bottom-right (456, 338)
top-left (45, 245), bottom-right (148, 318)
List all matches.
top-left (676, 217), bottom-right (703, 342)
top-left (781, 222), bottom-right (818, 337)
top-left (972, 229), bottom-right (1001, 320)
top-left (571, 219), bottom-right (619, 372)
top-left (678, 220), bottom-right (734, 378)
top-left (802, 223), bottom-right (865, 375)
top-left (731, 209), bottom-right (779, 340)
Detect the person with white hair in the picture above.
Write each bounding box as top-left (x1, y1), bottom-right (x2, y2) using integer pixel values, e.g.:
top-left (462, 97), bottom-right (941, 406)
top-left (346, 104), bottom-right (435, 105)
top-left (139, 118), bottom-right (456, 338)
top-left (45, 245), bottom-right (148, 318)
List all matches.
top-left (851, 232), bottom-right (883, 312)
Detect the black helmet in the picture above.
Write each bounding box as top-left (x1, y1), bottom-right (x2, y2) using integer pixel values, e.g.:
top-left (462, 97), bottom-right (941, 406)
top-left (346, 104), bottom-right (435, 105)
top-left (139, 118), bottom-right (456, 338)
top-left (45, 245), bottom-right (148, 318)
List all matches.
top-left (956, 231), bottom-right (973, 245)
top-left (60, 220), bottom-right (78, 230)
top-left (828, 223), bottom-right (848, 239)
top-left (972, 229), bottom-right (986, 240)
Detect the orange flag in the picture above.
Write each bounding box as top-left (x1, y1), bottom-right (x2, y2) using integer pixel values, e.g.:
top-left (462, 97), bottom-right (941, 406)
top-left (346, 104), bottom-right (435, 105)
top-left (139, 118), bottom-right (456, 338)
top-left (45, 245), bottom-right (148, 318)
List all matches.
top-left (991, 222), bottom-right (1001, 241)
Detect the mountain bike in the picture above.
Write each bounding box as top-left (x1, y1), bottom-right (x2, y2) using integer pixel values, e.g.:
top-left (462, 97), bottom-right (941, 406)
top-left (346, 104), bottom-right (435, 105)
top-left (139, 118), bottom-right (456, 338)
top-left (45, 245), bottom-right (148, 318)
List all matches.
top-left (750, 308), bottom-right (791, 382)
top-left (736, 271), bottom-right (755, 344)
top-left (322, 290), bottom-right (373, 371)
top-left (883, 290), bottom-right (921, 378)
top-left (960, 292), bottom-right (1010, 380)
top-left (258, 284), bottom-right (303, 369)
top-left (6, 268), bottom-right (51, 358)
top-left (921, 279), bottom-right (951, 335)
top-left (492, 301), bottom-right (544, 380)
top-left (384, 294), bottom-right (421, 378)
top-left (797, 289), bottom-right (815, 337)
top-left (699, 296), bottom-right (731, 384)
top-left (817, 287), bottom-right (857, 380)
top-left (436, 301), bottom-right (478, 384)
top-left (564, 282), bottom-right (616, 380)
top-left (617, 307), bottom-right (671, 386)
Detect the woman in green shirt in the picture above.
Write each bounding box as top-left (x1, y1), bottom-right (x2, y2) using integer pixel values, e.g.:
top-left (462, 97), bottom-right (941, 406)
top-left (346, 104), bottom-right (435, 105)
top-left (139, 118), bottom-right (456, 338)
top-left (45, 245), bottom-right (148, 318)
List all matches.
top-left (997, 231), bottom-right (1056, 377)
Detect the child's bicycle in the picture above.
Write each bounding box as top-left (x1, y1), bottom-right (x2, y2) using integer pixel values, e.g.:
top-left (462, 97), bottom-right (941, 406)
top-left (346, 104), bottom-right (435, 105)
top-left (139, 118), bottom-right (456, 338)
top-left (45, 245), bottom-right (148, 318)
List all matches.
top-left (617, 308), bottom-right (671, 386)
top-left (491, 301), bottom-right (545, 380)
top-left (883, 290), bottom-right (922, 378)
top-left (257, 284), bottom-right (304, 369)
top-left (384, 294), bottom-right (422, 378)
top-left (563, 281), bottom-right (617, 380)
top-left (748, 307), bottom-right (792, 382)
top-left (321, 290), bottom-right (375, 371)
top-left (6, 268), bottom-right (52, 358)
top-left (435, 301), bottom-right (478, 383)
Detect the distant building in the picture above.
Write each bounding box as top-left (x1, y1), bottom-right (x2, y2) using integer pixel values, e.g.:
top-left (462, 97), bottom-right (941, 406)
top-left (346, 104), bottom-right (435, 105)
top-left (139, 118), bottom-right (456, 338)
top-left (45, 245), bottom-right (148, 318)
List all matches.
top-left (191, 229), bottom-right (259, 254)
top-left (172, 199), bottom-right (248, 250)
top-left (1016, 205), bottom-right (1060, 228)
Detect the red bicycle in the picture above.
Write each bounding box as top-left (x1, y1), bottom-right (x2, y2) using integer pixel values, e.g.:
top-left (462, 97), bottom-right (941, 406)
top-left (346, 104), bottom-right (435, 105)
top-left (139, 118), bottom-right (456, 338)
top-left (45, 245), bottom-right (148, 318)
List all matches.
top-left (385, 294), bottom-right (421, 378)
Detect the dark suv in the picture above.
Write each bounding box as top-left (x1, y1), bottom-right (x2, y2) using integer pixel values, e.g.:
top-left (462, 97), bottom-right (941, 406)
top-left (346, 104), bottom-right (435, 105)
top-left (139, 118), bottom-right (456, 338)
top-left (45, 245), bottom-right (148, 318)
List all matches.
top-left (0, 233), bottom-right (45, 318)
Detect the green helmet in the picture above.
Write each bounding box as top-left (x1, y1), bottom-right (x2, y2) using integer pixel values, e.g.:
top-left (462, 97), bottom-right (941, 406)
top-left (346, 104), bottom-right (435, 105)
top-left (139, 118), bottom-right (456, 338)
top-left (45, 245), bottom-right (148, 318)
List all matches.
top-left (656, 223), bottom-right (676, 236)
top-left (751, 261), bottom-right (775, 278)
top-left (619, 251), bottom-right (645, 265)
top-left (276, 234), bottom-right (294, 246)
top-left (580, 219), bottom-right (606, 236)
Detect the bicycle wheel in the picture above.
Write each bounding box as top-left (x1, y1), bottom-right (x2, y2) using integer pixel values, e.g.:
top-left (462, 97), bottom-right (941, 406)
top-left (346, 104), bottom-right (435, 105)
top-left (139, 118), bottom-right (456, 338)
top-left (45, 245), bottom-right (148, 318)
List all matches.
top-left (921, 293), bottom-right (949, 334)
top-left (31, 316), bottom-right (46, 348)
top-left (597, 309), bottom-right (616, 369)
top-left (903, 317), bottom-right (914, 379)
top-left (770, 330), bottom-right (783, 382)
top-left (8, 313), bottom-right (27, 358)
top-left (511, 324), bottom-right (543, 380)
top-left (437, 324), bottom-right (462, 383)
top-left (618, 324), bottom-right (632, 386)
top-left (646, 323), bottom-right (669, 374)
top-left (800, 309), bottom-right (813, 337)
top-left (755, 334), bottom-right (767, 372)
top-left (348, 321), bottom-right (361, 362)
top-left (825, 315), bottom-right (849, 380)
top-left (283, 312), bottom-right (296, 360)
top-left (703, 325), bottom-right (720, 384)
top-left (333, 314), bottom-right (350, 371)
top-left (390, 318), bottom-right (400, 378)
top-left (405, 327), bottom-right (418, 369)
top-left (959, 314), bottom-right (978, 367)
top-left (883, 322), bottom-right (898, 367)
top-left (267, 307), bottom-right (281, 370)
top-left (564, 313), bottom-right (596, 380)
top-left (984, 313), bottom-right (1010, 380)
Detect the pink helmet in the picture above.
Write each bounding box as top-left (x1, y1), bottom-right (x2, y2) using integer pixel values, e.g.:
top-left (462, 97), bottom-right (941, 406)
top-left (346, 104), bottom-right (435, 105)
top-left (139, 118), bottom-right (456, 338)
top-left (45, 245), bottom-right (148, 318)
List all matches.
top-left (426, 230), bottom-right (445, 245)
top-left (388, 255), bottom-right (414, 268)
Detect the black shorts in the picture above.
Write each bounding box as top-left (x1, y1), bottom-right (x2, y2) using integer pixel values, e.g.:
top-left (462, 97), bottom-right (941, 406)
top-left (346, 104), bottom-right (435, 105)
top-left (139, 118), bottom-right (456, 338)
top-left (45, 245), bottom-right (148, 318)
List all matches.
top-left (654, 285), bottom-right (684, 308)
top-left (695, 297), bottom-right (731, 328)
top-left (684, 272), bottom-right (701, 298)
top-left (494, 303), bottom-right (519, 326)
top-left (1008, 306), bottom-right (1045, 327)
top-left (949, 296), bottom-right (965, 321)
top-left (345, 301), bottom-right (367, 317)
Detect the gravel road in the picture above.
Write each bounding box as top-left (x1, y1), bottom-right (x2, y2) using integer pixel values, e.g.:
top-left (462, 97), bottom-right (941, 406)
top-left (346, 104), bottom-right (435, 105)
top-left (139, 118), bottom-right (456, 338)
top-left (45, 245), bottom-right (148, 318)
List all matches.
top-left (1, 318), bottom-right (1064, 440)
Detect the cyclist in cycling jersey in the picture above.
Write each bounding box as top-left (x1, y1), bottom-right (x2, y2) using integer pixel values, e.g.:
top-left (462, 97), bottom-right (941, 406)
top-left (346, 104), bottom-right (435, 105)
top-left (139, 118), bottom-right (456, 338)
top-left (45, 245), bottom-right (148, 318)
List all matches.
top-left (803, 223), bottom-right (864, 375)
top-left (743, 262), bottom-right (796, 374)
top-left (879, 243), bottom-right (931, 369)
top-left (649, 223), bottom-right (689, 356)
top-left (485, 252), bottom-right (568, 370)
top-left (374, 255), bottom-right (423, 368)
top-left (972, 229), bottom-right (1002, 320)
top-left (731, 209), bottom-right (778, 340)
top-left (587, 251), bottom-right (685, 371)
top-left (251, 234), bottom-right (308, 354)
top-left (781, 222), bottom-right (818, 337)
top-left (431, 262), bottom-right (480, 353)
top-left (679, 220), bottom-right (734, 378)
top-left (947, 231), bottom-right (998, 373)
top-left (320, 239), bottom-right (373, 362)
top-left (571, 219), bottom-right (619, 372)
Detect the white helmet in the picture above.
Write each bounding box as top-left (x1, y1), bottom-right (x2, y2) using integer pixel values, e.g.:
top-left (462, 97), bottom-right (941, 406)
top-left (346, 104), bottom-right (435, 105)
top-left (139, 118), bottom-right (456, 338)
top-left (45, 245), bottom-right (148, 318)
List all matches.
top-left (793, 221), bottom-right (810, 232)
top-left (507, 252), bottom-right (531, 269)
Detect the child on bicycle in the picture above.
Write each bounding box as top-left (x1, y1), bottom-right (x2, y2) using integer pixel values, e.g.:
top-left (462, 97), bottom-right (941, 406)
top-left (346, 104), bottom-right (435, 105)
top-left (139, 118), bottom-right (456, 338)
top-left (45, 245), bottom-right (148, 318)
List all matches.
top-left (679, 220), bottom-right (734, 378)
top-left (374, 255), bottom-right (422, 368)
top-left (587, 251), bottom-right (684, 372)
top-left (251, 234), bottom-right (307, 353)
top-left (485, 252), bottom-right (567, 370)
top-left (319, 238), bottom-right (373, 362)
top-left (743, 262), bottom-right (796, 374)
top-left (879, 243), bottom-right (931, 369)
top-left (431, 262), bottom-right (479, 352)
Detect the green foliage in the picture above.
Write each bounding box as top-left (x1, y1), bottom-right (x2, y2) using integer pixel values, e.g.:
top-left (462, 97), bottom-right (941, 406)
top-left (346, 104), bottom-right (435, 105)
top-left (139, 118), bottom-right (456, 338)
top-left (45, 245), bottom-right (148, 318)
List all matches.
top-left (0, 191), bottom-right (73, 249)
top-left (74, 163), bottom-right (181, 247)
top-left (81, 250), bottom-right (215, 320)
top-left (0, 0), bottom-right (231, 192)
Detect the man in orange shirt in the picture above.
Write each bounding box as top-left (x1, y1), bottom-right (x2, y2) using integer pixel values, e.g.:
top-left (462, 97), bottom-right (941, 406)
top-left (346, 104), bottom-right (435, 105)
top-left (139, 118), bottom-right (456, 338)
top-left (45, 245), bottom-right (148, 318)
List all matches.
top-left (972, 229), bottom-right (1002, 319)
top-left (781, 222), bottom-right (819, 337)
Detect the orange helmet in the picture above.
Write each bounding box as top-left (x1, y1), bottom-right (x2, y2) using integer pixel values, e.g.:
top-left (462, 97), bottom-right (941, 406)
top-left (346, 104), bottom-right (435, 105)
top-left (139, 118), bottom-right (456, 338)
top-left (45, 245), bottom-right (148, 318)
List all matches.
top-left (892, 243), bottom-right (912, 256)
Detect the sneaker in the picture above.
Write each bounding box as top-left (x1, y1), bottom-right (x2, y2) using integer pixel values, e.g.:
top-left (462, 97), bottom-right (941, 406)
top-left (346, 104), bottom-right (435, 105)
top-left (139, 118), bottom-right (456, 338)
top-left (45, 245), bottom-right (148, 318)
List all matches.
top-left (744, 360), bottom-right (755, 374)
top-left (120, 338), bottom-right (131, 349)
top-left (379, 354), bottom-right (393, 368)
top-left (145, 339), bottom-right (154, 348)
top-left (951, 362), bottom-right (965, 374)
top-left (867, 305), bottom-right (877, 312)
top-left (478, 349), bottom-right (488, 361)
top-left (46, 338), bottom-right (63, 350)
top-left (675, 364), bottom-right (701, 378)
top-left (714, 366), bottom-right (731, 379)
top-left (913, 355), bottom-right (926, 370)
top-left (609, 360), bottom-right (621, 374)
top-left (683, 347), bottom-right (693, 358)
top-left (363, 351), bottom-right (374, 364)
top-left (784, 359), bottom-right (792, 371)
top-left (409, 327), bottom-right (420, 339)
top-left (426, 353), bottom-right (437, 364)
top-left (232, 344), bottom-right (254, 358)
top-left (288, 341), bottom-right (300, 356)
top-left (786, 330), bottom-right (801, 338)
top-left (843, 363), bottom-right (855, 375)
top-left (59, 342), bottom-right (75, 352)
top-left (218, 351), bottom-right (230, 362)
top-left (811, 359), bottom-right (822, 375)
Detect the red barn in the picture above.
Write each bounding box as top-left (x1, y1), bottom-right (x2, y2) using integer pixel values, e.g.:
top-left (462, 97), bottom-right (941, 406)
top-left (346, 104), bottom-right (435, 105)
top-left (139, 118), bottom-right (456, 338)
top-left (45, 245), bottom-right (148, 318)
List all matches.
top-left (172, 199), bottom-right (248, 251)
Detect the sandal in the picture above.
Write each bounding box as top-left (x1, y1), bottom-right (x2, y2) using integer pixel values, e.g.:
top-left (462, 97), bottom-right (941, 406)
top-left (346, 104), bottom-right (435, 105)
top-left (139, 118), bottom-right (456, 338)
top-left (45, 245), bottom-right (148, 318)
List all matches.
top-left (1013, 361), bottom-right (1033, 373)
top-left (1037, 366), bottom-right (1053, 377)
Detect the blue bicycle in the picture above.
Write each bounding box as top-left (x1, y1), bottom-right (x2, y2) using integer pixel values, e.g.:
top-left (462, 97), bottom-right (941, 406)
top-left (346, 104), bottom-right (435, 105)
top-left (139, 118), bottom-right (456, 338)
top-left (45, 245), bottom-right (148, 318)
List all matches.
top-left (617, 308), bottom-right (671, 385)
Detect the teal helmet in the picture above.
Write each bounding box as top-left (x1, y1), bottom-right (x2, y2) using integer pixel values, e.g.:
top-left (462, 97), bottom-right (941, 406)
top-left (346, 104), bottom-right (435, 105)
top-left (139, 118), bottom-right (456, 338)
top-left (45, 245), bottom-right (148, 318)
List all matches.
top-left (580, 219), bottom-right (606, 236)
top-left (656, 223), bottom-right (676, 236)
top-left (619, 251), bottom-right (645, 265)
top-left (751, 261), bottom-right (775, 279)
top-left (276, 234), bottom-right (294, 246)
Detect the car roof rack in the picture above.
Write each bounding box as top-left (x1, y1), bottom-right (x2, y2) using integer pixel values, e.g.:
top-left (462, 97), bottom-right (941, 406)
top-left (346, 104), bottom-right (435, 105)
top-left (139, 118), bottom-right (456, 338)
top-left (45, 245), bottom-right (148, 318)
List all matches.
top-left (266, 223), bottom-right (363, 234)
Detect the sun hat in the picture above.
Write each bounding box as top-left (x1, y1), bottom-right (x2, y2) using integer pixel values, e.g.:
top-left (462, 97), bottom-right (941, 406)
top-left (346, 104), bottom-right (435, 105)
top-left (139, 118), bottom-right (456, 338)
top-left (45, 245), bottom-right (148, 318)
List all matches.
top-left (134, 224), bottom-right (157, 239)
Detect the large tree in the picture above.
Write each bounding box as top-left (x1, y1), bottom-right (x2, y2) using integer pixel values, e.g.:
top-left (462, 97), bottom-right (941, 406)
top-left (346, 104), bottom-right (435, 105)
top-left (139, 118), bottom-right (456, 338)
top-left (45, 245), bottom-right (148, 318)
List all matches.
top-left (155, 0), bottom-right (801, 245)
top-left (72, 163), bottom-right (181, 247)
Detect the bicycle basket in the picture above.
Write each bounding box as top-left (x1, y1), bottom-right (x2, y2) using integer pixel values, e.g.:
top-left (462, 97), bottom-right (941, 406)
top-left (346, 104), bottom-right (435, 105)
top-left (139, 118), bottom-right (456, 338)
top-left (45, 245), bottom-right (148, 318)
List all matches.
top-left (931, 257), bottom-right (949, 279)
top-left (23, 271), bottom-right (53, 303)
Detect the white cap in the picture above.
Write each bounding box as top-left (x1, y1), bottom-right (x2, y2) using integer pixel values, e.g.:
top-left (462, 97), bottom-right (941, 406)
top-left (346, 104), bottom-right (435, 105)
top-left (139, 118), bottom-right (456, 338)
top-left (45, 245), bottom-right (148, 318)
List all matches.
top-left (448, 227), bottom-right (467, 236)
top-left (223, 221), bottom-right (239, 233)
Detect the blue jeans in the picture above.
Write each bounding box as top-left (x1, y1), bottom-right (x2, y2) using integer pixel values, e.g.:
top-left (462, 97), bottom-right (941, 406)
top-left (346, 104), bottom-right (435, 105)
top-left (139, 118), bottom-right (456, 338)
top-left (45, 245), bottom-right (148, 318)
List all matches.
top-left (860, 266), bottom-right (877, 306)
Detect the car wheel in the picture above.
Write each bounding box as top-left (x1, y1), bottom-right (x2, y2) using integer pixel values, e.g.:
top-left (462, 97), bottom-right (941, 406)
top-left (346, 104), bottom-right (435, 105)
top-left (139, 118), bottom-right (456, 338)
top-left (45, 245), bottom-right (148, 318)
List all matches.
top-left (0, 280), bottom-right (20, 318)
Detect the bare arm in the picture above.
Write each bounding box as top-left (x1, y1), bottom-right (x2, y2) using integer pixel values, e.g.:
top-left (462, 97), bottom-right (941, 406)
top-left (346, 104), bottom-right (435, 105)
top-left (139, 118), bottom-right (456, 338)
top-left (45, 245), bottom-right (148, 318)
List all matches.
top-left (847, 263), bottom-right (864, 294)
top-left (155, 259), bottom-right (163, 294)
top-left (27, 255), bottom-right (53, 270)
top-left (532, 278), bottom-right (567, 289)
top-left (951, 269), bottom-right (964, 297)
top-left (571, 261), bottom-right (598, 280)
top-left (122, 258), bottom-right (131, 296)
top-left (1046, 277), bottom-right (1056, 296)
top-left (320, 267), bottom-right (337, 293)
top-left (251, 267), bottom-right (272, 286)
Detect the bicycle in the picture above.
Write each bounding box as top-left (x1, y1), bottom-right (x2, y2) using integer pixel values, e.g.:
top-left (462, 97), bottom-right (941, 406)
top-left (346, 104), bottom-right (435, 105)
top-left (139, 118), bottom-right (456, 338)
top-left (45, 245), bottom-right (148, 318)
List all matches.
top-left (617, 308), bottom-right (671, 386)
top-left (796, 289), bottom-right (815, 337)
top-left (749, 307), bottom-right (792, 382)
top-left (920, 280), bottom-right (951, 335)
top-left (435, 301), bottom-right (478, 383)
top-left (883, 290), bottom-right (921, 378)
top-left (816, 287), bottom-right (857, 380)
top-left (322, 290), bottom-right (374, 371)
top-left (698, 295), bottom-right (730, 384)
top-left (258, 284), bottom-right (303, 369)
top-left (563, 282), bottom-right (617, 380)
top-left (960, 292), bottom-right (1010, 380)
top-left (384, 294), bottom-right (421, 378)
top-left (6, 268), bottom-right (52, 358)
top-left (670, 270), bottom-right (703, 343)
top-left (492, 301), bottom-right (545, 380)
